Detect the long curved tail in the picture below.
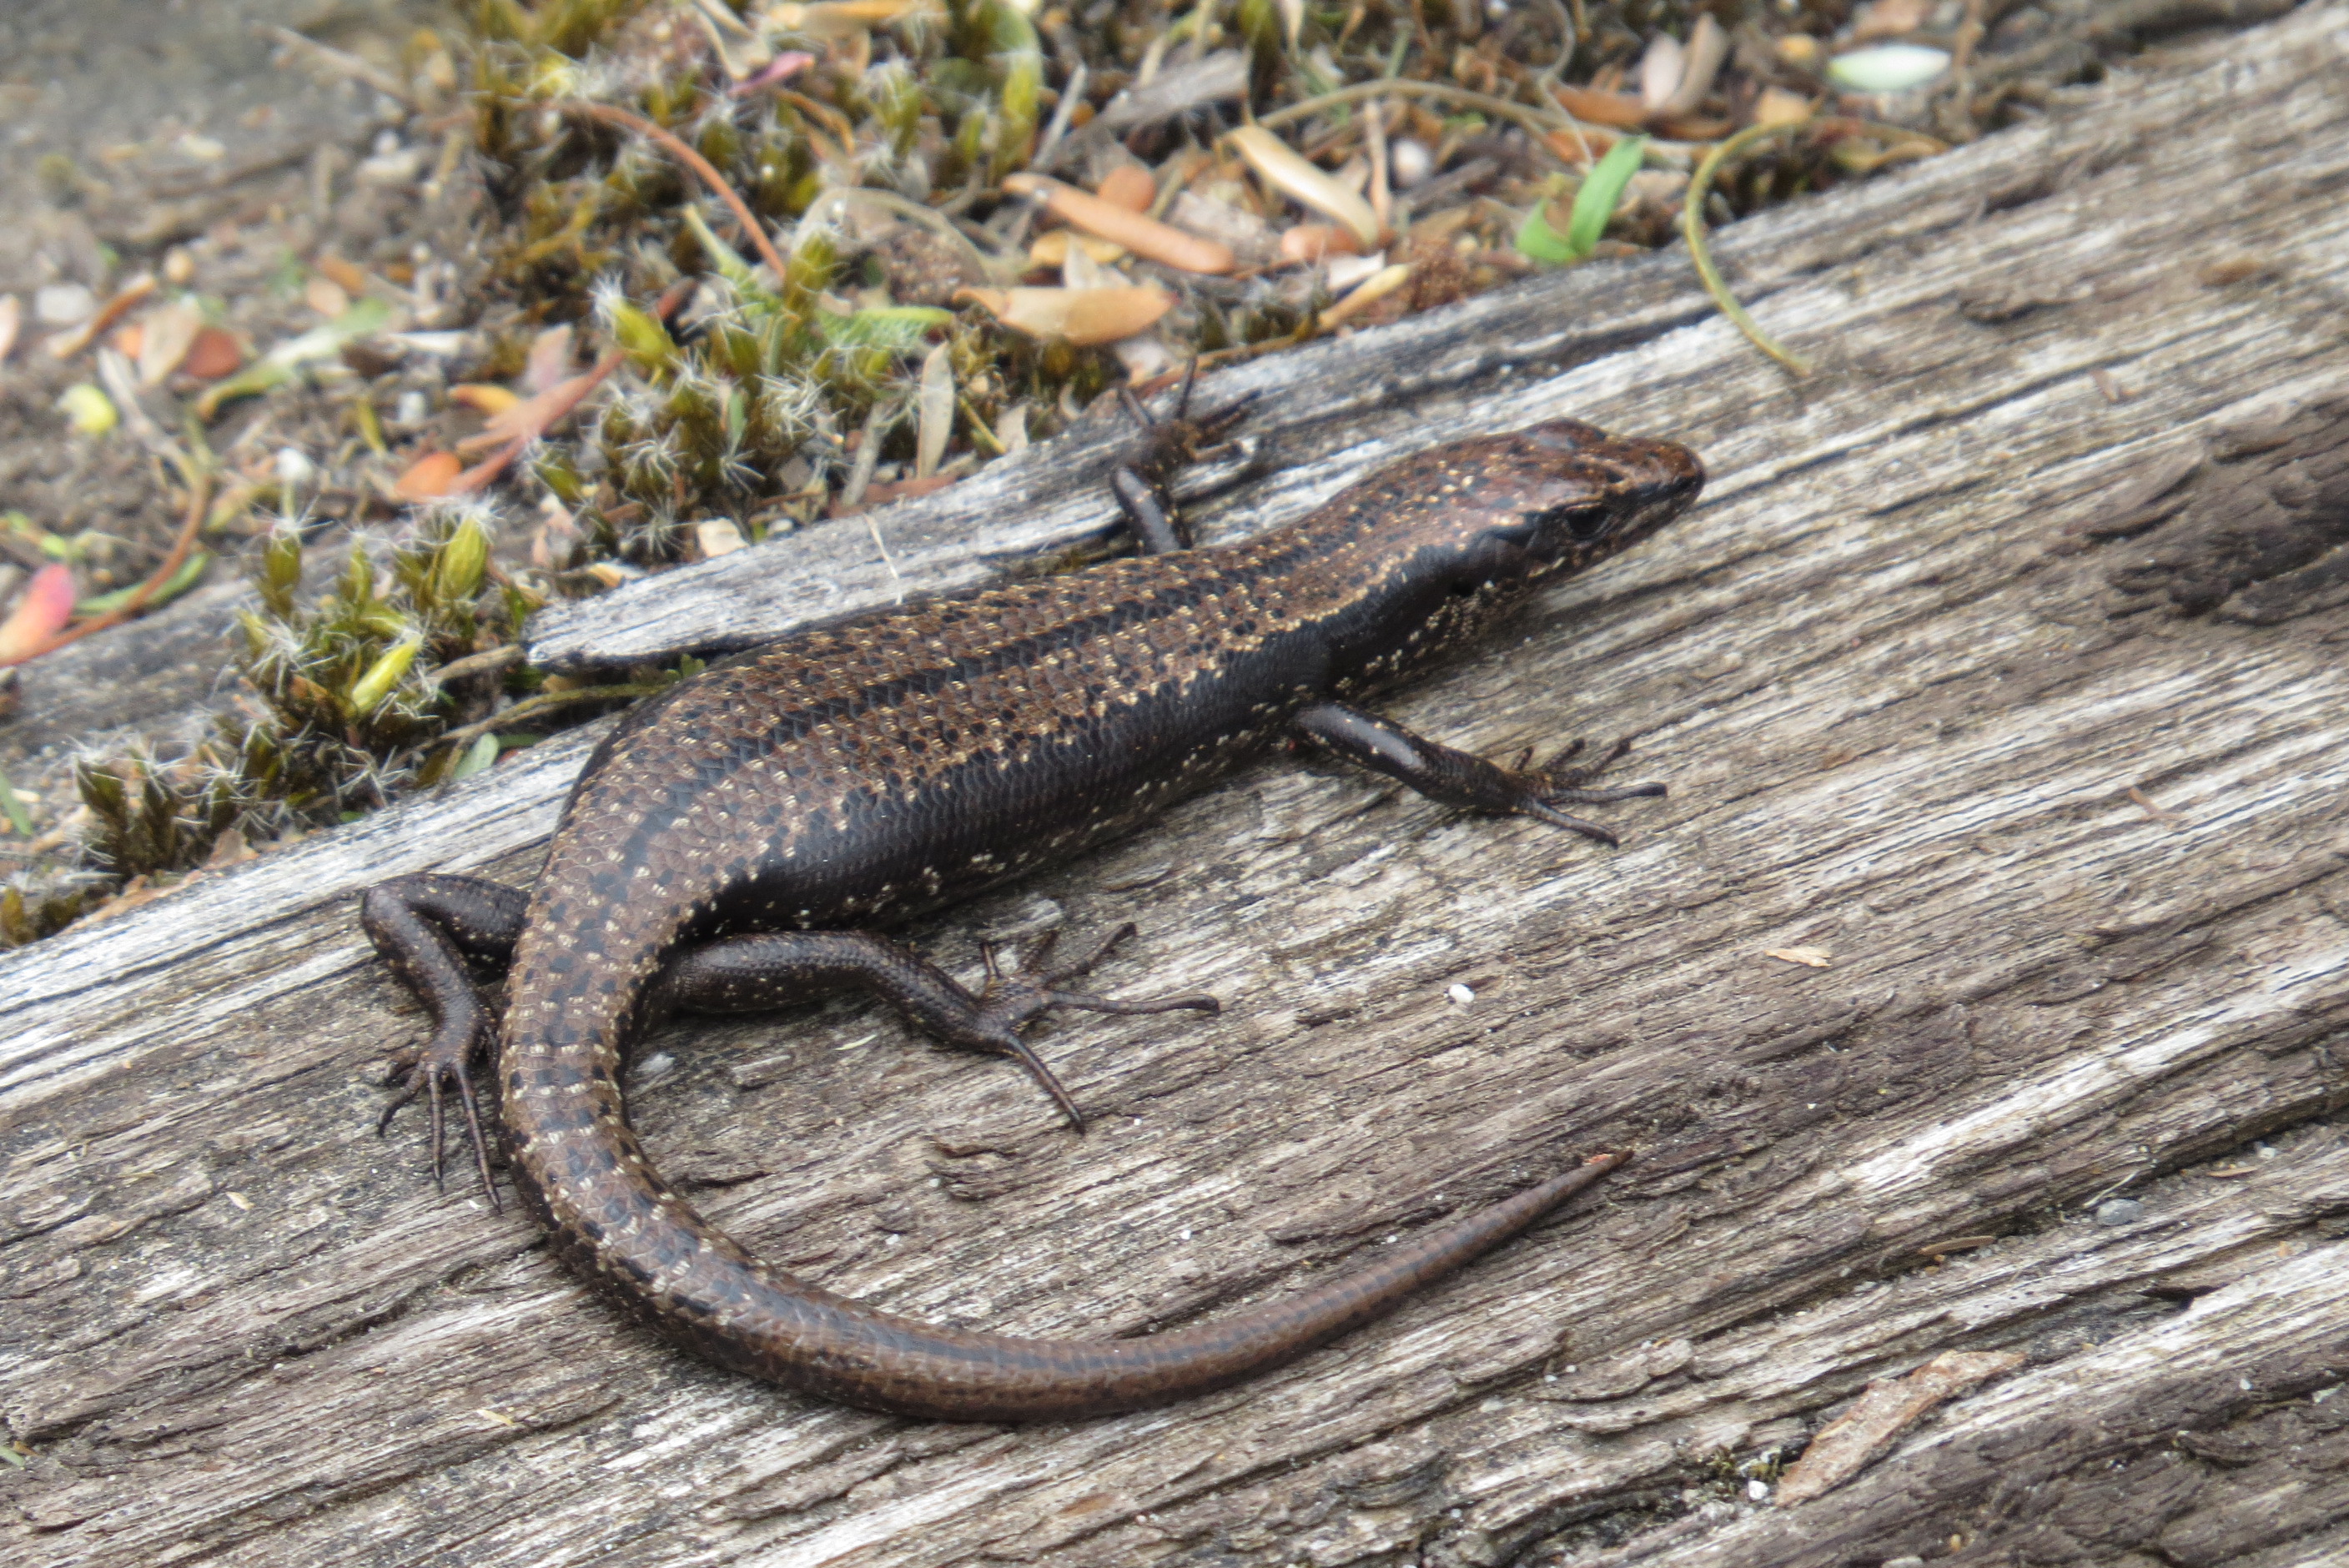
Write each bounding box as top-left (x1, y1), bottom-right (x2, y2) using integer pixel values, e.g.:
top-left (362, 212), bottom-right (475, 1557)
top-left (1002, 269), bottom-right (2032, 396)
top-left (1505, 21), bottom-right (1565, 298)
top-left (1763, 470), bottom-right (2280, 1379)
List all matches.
top-left (520, 1108), bottom-right (1623, 1420)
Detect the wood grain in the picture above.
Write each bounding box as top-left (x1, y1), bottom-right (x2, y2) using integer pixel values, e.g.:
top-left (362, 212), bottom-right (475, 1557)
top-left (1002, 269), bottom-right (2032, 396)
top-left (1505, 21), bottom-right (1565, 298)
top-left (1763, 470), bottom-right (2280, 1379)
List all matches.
top-left (6, 8), bottom-right (2349, 1565)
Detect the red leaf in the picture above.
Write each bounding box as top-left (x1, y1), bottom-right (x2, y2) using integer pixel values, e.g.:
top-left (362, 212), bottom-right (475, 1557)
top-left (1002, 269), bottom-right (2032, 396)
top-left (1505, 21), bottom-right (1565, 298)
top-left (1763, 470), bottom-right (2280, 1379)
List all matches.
top-left (0, 564), bottom-right (79, 666)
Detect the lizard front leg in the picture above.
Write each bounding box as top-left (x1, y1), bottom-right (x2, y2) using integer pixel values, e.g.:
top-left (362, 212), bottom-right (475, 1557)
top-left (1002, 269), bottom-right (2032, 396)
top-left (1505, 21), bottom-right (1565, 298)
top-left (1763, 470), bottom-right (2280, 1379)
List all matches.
top-left (1290, 701), bottom-right (1666, 845)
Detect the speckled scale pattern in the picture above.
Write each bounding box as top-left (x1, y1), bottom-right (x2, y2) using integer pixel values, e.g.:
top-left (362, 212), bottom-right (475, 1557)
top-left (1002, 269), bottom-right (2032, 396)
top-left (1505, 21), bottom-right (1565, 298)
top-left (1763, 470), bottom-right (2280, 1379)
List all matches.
top-left (487, 420), bottom-right (1703, 1420)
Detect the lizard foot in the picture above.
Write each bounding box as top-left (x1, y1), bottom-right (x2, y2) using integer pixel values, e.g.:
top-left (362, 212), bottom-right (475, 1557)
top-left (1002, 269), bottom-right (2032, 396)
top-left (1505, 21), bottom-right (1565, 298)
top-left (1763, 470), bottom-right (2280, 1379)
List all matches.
top-left (379, 1022), bottom-right (500, 1211)
top-left (1502, 737), bottom-right (1667, 846)
top-left (972, 923), bottom-right (1220, 1132)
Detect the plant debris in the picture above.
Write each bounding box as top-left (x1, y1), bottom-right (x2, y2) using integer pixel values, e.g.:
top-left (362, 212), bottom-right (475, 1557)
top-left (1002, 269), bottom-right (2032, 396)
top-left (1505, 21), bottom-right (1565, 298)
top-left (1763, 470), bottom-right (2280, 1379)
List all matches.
top-left (0, 0), bottom-right (2283, 947)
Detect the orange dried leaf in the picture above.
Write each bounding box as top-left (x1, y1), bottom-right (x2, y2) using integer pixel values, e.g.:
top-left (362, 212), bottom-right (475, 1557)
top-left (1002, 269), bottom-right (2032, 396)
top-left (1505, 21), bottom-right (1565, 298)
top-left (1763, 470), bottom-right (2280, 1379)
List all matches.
top-left (954, 286), bottom-right (1172, 346)
top-left (455, 356), bottom-right (618, 456)
top-left (0, 565), bottom-right (79, 666)
top-left (1278, 224), bottom-right (1365, 264)
top-left (1003, 174), bottom-right (1236, 274)
top-left (180, 326), bottom-right (244, 380)
top-left (1094, 164), bottom-right (1156, 213)
top-left (315, 255), bottom-right (370, 296)
top-left (451, 384), bottom-right (523, 415)
top-left (393, 450), bottom-right (464, 500)
top-left (1553, 86), bottom-right (1651, 129)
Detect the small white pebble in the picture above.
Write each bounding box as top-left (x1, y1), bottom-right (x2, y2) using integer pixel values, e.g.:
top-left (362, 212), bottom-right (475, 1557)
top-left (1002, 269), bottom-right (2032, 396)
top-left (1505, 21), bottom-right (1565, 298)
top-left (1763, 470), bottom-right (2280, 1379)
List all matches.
top-left (1747, 1478), bottom-right (1769, 1502)
top-left (1447, 983), bottom-right (1474, 1006)
top-left (1389, 138), bottom-right (1433, 188)
top-left (33, 283), bottom-right (93, 326)
top-left (394, 389), bottom-right (430, 425)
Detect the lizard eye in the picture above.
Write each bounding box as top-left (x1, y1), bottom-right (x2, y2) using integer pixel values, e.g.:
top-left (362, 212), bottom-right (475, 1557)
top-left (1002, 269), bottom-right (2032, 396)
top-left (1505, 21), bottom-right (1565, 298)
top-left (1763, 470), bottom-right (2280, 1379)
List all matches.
top-left (1526, 503), bottom-right (1612, 541)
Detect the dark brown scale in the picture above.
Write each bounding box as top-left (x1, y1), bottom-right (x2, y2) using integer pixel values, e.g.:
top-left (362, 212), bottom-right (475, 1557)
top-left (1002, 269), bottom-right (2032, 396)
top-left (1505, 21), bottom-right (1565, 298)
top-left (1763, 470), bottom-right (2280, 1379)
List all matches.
top-left (364, 410), bottom-right (1703, 1420)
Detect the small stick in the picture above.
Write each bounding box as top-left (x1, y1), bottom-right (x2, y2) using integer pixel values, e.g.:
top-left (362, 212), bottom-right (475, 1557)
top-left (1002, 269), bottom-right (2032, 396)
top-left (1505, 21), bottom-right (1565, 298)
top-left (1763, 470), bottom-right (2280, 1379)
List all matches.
top-left (28, 467), bottom-right (215, 660)
top-left (437, 682), bottom-right (672, 752)
top-left (1256, 78), bottom-right (1581, 145)
top-left (1682, 121), bottom-right (1811, 378)
top-left (559, 101), bottom-right (791, 284)
top-left (1364, 97), bottom-right (1391, 231)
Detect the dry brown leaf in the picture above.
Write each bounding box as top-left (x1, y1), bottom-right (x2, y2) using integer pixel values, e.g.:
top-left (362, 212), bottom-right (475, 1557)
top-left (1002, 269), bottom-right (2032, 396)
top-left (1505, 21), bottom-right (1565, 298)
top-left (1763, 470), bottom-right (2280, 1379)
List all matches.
top-left (454, 353), bottom-right (621, 458)
top-left (136, 302), bottom-right (206, 386)
top-left (1851, 0), bottom-right (1934, 40)
top-left (45, 274), bottom-right (156, 360)
top-left (304, 276), bottom-right (352, 318)
top-left (523, 324), bottom-right (576, 395)
top-left (1660, 16), bottom-right (1730, 117)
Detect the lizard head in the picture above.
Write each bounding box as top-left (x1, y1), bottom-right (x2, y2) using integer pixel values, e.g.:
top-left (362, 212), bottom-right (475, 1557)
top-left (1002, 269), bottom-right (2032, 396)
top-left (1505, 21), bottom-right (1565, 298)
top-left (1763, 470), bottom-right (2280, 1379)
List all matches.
top-left (1432, 419), bottom-right (1704, 585)
top-left (1313, 420), bottom-right (1704, 686)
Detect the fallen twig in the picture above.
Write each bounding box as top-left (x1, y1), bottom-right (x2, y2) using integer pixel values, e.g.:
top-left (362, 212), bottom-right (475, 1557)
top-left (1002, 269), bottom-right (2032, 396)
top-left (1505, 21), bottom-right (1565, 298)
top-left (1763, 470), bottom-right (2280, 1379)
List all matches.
top-left (1682, 120), bottom-right (1812, 377)
top-left (558, 101), bottom-right (792, 284)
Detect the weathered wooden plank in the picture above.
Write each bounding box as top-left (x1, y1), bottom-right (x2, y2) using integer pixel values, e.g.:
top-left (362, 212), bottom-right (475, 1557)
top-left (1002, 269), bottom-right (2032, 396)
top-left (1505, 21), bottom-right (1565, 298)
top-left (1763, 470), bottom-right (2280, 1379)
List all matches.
top-left (6, 8), bottom-right (2349, 1565)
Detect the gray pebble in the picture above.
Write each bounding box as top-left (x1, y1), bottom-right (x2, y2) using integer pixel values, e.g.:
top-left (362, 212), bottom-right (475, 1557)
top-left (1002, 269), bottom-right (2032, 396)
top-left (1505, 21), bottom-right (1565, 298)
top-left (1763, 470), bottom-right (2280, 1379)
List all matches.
top-left (2094, 1198), bottom-right (2145, 1226)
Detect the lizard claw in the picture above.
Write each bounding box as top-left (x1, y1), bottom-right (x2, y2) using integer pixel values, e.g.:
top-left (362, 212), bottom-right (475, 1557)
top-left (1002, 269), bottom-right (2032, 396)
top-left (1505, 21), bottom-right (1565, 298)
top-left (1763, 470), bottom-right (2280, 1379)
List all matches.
top-left (1511, 736), bottom-right (1665, 844)
top-left (971, 922), bottom-right (1220, 1131)
top-left (380, 1032), bottom-right (501, 1212)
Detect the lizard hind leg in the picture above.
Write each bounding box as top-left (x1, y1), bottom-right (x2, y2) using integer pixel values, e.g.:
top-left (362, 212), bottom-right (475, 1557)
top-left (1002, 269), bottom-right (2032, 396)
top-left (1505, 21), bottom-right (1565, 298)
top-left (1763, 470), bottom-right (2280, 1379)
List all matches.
top-left (360, 873), bottom-right (529, 1208)
top-left (656, 923), bottom-right (1219, 1132)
